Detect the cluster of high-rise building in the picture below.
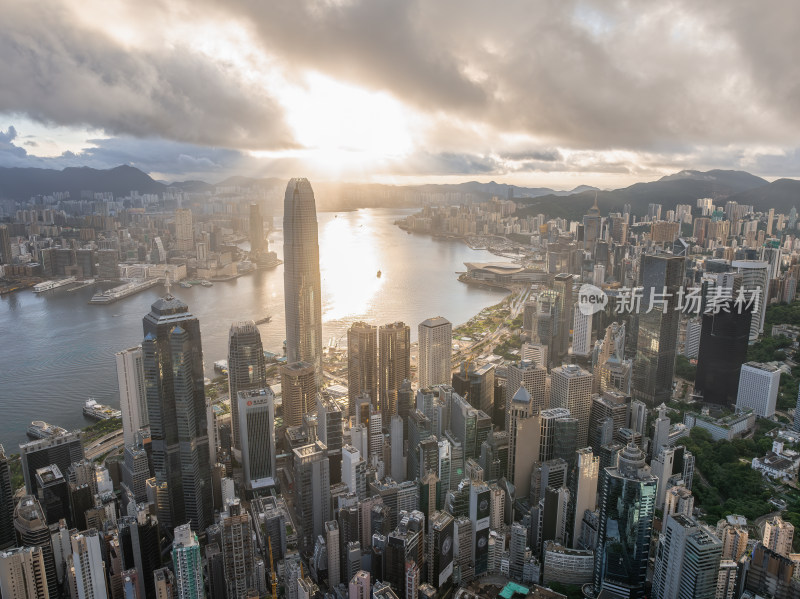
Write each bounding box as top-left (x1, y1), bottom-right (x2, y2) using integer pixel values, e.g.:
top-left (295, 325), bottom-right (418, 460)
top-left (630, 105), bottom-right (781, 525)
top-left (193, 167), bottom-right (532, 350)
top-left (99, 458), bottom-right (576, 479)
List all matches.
top-left (3, 180), bottom-right (800, 599)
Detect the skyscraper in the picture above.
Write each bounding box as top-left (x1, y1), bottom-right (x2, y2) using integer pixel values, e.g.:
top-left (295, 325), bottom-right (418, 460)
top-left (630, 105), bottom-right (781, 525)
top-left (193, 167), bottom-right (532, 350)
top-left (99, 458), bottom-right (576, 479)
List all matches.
top-left (0, 447), bottom-right (15, 551)
top-left (293, 441), bottom-right (331, 554)
top-left (550, 365), bottom-right (593, 447)
top-left (633, 254), bottom-right (685, 406)
top-left (249, 203), bottom-right (265, 253)
top-left (173, 524), bottom-right (204, 599)
top-left (238, 388), bottom-right (276, 491)
top-left (221, 500), bottom-right (257, 598)
top-left (418, 317), bottom-right (452, 389)
top-left (284, 178), bottom-right (324, 382)
top-left (763, 516), bottom-right (795, 557)
top-left (583, 197), bottom-right (601, 256)
top-left (553, 274), bottom-right (574, 359)
top-left (693, 299), bottom-right (752, 407)
top-left (71, 530), bottom-right (109, 599)
top-left (593, 443), bottom-right (657, 599)
top-left (142, 296), bottom-right (212, 532)
top-left (228, 321), bottom-right (267, 452)
top-left (0, 225), bottom-right (13, 265)
top-left (652, 514), bottom-right (722, 599)
top-left (115, 346), bottom-right (148, 447)
top-left (732, 260), bottom-right (769, 343)
top-left (593, 322), bottom-right (631, 394)
top-left (379, 322), bottom-right (411, 420)
top-left (281, 362), bottom-right (317, 429)
top-left (14, 496), bottom-right (58, 598)
top-left (0, 546), bottom-right (49, 599)
top-left (570, 448), bottom-right (598, 549)
top-left (174, 208), bottom-right (194, 253)
top-left (348, 322), bottom-right (378, 418)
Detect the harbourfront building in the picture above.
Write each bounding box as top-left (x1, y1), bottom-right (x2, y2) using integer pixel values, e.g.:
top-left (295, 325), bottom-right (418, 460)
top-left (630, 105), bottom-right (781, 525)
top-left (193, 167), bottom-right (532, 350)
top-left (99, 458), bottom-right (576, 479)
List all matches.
top-left (142, 296), bottom-right (212, 532)
top-left (284, 178), bottom-right (324, 382)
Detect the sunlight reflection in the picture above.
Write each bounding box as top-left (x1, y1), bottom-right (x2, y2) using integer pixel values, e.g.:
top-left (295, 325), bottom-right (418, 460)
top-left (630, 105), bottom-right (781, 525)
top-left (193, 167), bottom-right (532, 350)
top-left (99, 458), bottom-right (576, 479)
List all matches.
top-left (319, 211), bottom-right (385, 321)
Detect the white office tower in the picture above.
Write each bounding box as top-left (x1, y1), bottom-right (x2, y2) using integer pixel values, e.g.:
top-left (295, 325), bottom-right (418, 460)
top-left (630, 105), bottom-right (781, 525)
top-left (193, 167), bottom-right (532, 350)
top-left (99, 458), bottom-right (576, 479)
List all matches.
top-left (115, 346), bottom-right (148, 447)
top-left (593, 264), bottom-right (606, 286)
top-left (418, 317), bottom-right (452, 389)
top-left (325, 521), bottom-right (341, 589)
top-left (520, 343), bottom-right (548, 369)
top-left (349, 570), bottom-right (370, 599)
top-left (732, 260), bottom-right (769, 342)
top-left (238, 388), bottom-right (276, 491)
top-left (684, 319), bottom-right (702, 359)
top-left (173, 524), bottom-right (203, 599)
top-left (0, 546), bottom-right (49, 599)
top-left (71, 530), bottom-right (108, 599)
top-left (550, 365), bottom-right (593, 447)
top-left (651, 404), bottom-right (671, 458)
top-left (368, 407), bottom-right (384, 462)
top-left (342, 445), bottom-right (362, 496)
top-left (651, 446), bottom-right (678, 511)
top-left (571, 449), bottom-right (598, 549)
top-left (736, 362), bottom-right (781, 418)
top-left (390, 416), bottom-right (405, 482)
top-left (763, 516), bottom-right (795, 557)
top-left (507, 387), bottom-right (540, 499)
top-left (652, 514), bottom-right (722, 599)
top-left (572, 308), bottom-right (593, 357)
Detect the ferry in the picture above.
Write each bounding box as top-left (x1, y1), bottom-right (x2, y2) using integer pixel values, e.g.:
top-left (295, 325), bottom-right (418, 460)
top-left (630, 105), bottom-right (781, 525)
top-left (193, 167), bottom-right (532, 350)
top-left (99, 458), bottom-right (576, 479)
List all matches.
top-left (33, 277), bottom-right (77, 293)
top-left (201, 280), bottom-right (213, 287)
top-left (214, 360), bottom-right (229, 375)
top-left (27, 420), bottom-right (68, 440)
top-left (179, 281), bottom-right (192, 288)
top-left (255, 316), bottom-right (272, 325)
top-left (89, 278), bottom-right (161, 304)
top-left (83, 399), bottom-right (122, 421)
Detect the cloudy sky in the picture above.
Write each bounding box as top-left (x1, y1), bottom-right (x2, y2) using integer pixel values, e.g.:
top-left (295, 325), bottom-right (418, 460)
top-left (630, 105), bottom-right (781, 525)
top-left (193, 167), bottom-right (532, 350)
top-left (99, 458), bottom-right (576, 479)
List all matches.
top-left (1, 0), bottom-right (799, 188)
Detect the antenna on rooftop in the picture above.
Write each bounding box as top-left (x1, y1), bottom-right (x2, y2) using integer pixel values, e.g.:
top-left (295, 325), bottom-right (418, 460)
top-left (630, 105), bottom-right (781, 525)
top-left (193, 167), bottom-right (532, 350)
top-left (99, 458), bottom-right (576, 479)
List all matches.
top-left (164, 272), bottom-right (173, 298)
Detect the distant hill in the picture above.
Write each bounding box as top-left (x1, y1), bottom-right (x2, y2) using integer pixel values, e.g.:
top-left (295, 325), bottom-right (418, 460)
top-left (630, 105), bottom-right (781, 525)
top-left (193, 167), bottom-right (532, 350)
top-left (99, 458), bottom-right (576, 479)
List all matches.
top-left (0, 165), bottom-right (168, 199)
top-left (0, 164), bottom-right (795, 216)
top-left (516, 169), bottom-right (774, 220)
top-left (726, 178), bottom-right (800, 213)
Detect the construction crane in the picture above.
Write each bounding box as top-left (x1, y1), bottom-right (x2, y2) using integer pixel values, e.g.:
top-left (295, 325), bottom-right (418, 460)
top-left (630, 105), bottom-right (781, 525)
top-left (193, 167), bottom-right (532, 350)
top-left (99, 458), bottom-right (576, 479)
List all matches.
top-left (268, 536), bottom-right (277, 599)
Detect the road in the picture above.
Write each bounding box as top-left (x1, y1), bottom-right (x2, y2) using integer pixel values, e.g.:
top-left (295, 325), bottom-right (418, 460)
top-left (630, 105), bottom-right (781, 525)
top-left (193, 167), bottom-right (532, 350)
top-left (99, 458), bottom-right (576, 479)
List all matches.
top-left (84, 429), bottom-right (124, 461)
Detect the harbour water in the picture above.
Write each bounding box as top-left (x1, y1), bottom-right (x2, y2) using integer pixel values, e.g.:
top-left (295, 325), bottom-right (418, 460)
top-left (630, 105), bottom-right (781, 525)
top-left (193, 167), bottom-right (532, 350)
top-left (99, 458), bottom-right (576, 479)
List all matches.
top-left (0, 208), bottom-right (508, 449)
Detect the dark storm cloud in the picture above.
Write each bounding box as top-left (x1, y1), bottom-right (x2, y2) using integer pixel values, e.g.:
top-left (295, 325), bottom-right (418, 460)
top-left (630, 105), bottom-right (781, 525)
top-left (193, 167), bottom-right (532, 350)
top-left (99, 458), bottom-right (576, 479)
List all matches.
top-left (222, 0), bottom-right (800, 150)
top-left (0, 2), bottom-right (294, 150)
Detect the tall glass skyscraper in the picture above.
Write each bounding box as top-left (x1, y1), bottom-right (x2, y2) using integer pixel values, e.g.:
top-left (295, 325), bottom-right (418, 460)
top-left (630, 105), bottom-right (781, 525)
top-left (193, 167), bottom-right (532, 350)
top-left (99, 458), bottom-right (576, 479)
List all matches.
top-left (143, 296), bottom-right (212, 532)
top-left (228, 321), bottom-right (267, 452)
top-left (633, 254), bottom-right (685, 406)
top-left (283, 178), bottom-right (323, 382)
top-left (593, 443), bottom-right (657, 599)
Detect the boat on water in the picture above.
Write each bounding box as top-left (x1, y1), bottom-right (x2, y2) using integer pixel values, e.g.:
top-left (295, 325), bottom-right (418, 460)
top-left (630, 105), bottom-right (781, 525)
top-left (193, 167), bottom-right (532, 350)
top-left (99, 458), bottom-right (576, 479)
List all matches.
top-left (179, 282), bottom-right (192, 288)
top-left (214, 360), bottom-right (229, 375)
top-left (83, 399), bottom-right (122, 421)
top-left (27, 420), bottom-right (68, 440)
top-left (33, 277), bottom-right (77, 293)
top-left (255, 316), bottom-right (272, 325)
top-left (201, 280), bottom-right (213, 287)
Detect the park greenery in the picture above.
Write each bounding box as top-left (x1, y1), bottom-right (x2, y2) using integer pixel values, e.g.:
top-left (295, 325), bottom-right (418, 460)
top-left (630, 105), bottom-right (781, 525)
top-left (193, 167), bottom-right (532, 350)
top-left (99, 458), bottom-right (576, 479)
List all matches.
top-left (681, 426), bottom-right (777, 523)
top-left (674, 354), bottom-right (697, 381)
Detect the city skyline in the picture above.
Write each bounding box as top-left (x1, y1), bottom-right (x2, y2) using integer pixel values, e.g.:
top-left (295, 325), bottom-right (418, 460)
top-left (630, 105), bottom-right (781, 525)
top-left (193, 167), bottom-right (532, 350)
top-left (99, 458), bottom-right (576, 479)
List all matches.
top-left (3, 1), bottom-right (800, 595)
